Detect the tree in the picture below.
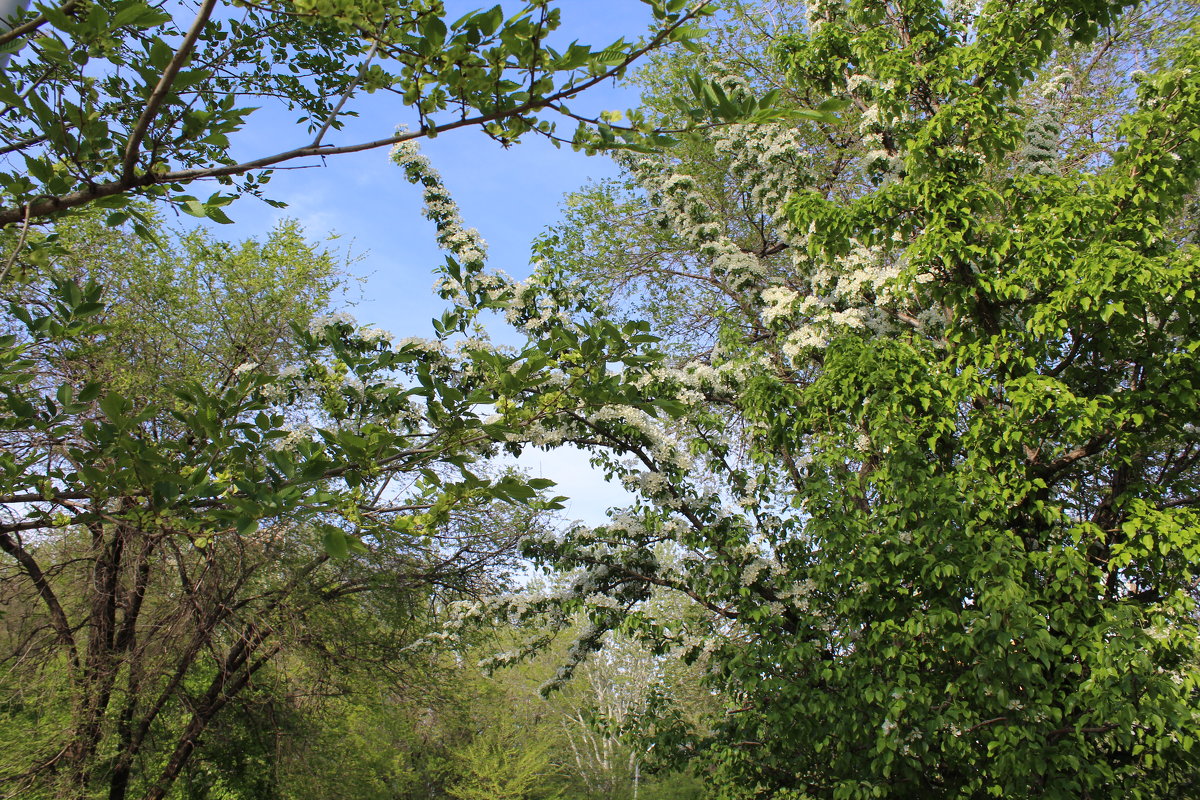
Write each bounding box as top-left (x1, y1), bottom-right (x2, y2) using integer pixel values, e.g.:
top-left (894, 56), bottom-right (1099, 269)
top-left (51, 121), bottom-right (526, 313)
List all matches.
top-left (0, 210), bottom-right (569, 800)
top-left (554, 630), bottom-right (707, 800)
top-left (481, 0), bottom-right (1200, 797)
top-left (534, 0), bottom-right (861, 360)
top-left (0, 0), bottom-right (716, 236)
top-left (446, 718), bottom-right (564, 800)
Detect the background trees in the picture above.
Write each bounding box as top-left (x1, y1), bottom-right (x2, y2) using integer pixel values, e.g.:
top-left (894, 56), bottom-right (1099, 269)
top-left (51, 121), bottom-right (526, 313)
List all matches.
top-left (0, 210), bottom-right (563, 799)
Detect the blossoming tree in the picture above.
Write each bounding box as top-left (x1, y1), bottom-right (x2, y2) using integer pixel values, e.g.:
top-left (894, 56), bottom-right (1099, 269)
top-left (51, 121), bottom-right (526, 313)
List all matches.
top-left (456, 0), bottom-right (1200, 796)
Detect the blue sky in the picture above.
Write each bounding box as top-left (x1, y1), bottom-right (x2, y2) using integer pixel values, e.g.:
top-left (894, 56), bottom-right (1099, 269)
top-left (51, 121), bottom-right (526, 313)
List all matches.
top-left (214, 1), bottom-right (669, 523)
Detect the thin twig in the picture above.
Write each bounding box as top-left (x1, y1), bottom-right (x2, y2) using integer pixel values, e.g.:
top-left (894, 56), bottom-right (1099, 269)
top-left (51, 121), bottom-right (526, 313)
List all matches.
top-left (311, 36), bottom-right (380, 148)
top-left (964, 716), bottom-right (1008, 733)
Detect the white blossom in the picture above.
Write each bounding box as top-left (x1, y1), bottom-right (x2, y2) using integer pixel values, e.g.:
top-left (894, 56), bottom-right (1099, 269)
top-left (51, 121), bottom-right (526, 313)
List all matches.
top-left (308, 312), bottom-right (355, 333)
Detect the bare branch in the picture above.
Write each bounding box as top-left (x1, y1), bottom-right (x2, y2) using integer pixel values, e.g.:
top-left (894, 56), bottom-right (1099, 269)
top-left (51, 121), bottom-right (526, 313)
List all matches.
top-left (311, 36), bottom-right (380, 148)
top-left (0, 200), bottom-right (30, 285)
top-left (0, 530), bottom-right (79, 669)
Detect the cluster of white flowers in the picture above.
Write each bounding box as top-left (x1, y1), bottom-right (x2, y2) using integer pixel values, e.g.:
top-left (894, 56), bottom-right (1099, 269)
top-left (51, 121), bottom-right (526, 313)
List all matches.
top-left (391, 129), bottom-right (497, 303)
top-left (585, 592), bottom-right (622, 610)
top-left (1038, 65), bottom-right (1074, 99)
top-left (714, 241), bottom-right (767, 289)
top-left (949, 0), bottom-right (979, 21)
top-left (709, 65), bottom-right (752, 97)
top-left (401, 594), bottom-right (538, 655)
top-left (840, 240), bottom-right (899, 297)
top-left (452, 336), bottom-right (491, 354)
top-left (760, 285), bottom-right (799, 324)
top-left (259, 364), bottom-right (305, 403)
top-left (670, 361), bottom-right (749, 400)
top-left (855, 104), bottom-right (907, 180)
top-left (623, 107), bottom-right (941, 367)
top-left (603, 513), bottom-right (647, 539)
top-left (307, 311), bottom-right (356, 333)
top-left (709, 122), bottom-right (810, 223)
top-left (622, 470), bottom-right (669, 498)
top-left (395, 336), bottom-right (446, 353)
top-left (740, 558), bottom-right (770, 586)
top-left (523, 420), bottom-right (568, 447)
top-left (1145, 624), bottom-right (1173, 643)
top-left (628, 120), bottom-right (813, 329)
top-left (650, 172), bottom-right (722, 247)
top-left (590, 405), bottom-right (693, 473)
top-left (846, 74), bottom-right (875, 93)
top-left (779, 577), bottom-right (816, 611)
top-left (358, 325), bottom-right (393, 344)
top-left (392, 131), bottom-right (603, 343)
top-left (782, 326), bottom-right (828, 357)
top-left (475, 650), bottom-right (521, 671)
top-left (802, 0), bottom-right (838, 34)
top-left (859, 105), bottom-right (882, 130)
top-left (771, 236), bottom-right (921, 359)
top-left (274, 423), bottom-right (315, 452)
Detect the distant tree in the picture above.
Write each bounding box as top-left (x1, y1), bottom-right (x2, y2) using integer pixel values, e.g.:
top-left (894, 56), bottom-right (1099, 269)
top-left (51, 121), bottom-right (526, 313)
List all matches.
top-left (446, 718), bottom-right (565, 800)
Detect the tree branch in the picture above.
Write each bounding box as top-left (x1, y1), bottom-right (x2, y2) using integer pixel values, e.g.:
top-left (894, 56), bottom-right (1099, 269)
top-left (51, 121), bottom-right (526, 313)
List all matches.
top-left (0, 530), bottom-right (79, 669)
top-left (121, 0), bottom-right (219, 180)
top-left (0, 0), bottom-right (76, 48)
top-left (310, 35), bottom-right (380, 148)
top-left (1, 0), bottom-right (716, 227)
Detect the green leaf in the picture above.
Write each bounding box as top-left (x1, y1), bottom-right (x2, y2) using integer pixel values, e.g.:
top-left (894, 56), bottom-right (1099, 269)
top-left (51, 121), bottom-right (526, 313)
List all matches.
top-left (111, 2), bottom-right (172, 29)
top-left (323, 527), bottom-right (350, 559)
top-left (204, 205), bottom-right (234, 224)
top-left (99, 392), bottom-right (127, 420)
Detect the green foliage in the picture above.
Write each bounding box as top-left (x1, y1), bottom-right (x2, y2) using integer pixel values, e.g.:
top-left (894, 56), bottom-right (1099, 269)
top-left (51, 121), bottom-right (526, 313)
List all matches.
top-left (446, 719), bottom-right (564, 800)
top-left (7, 1), bottom-right (1200, 799)
top-left (7, 211), bottom-right (342, 402)
top-left (0, 0), bottom-right (717, 230)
